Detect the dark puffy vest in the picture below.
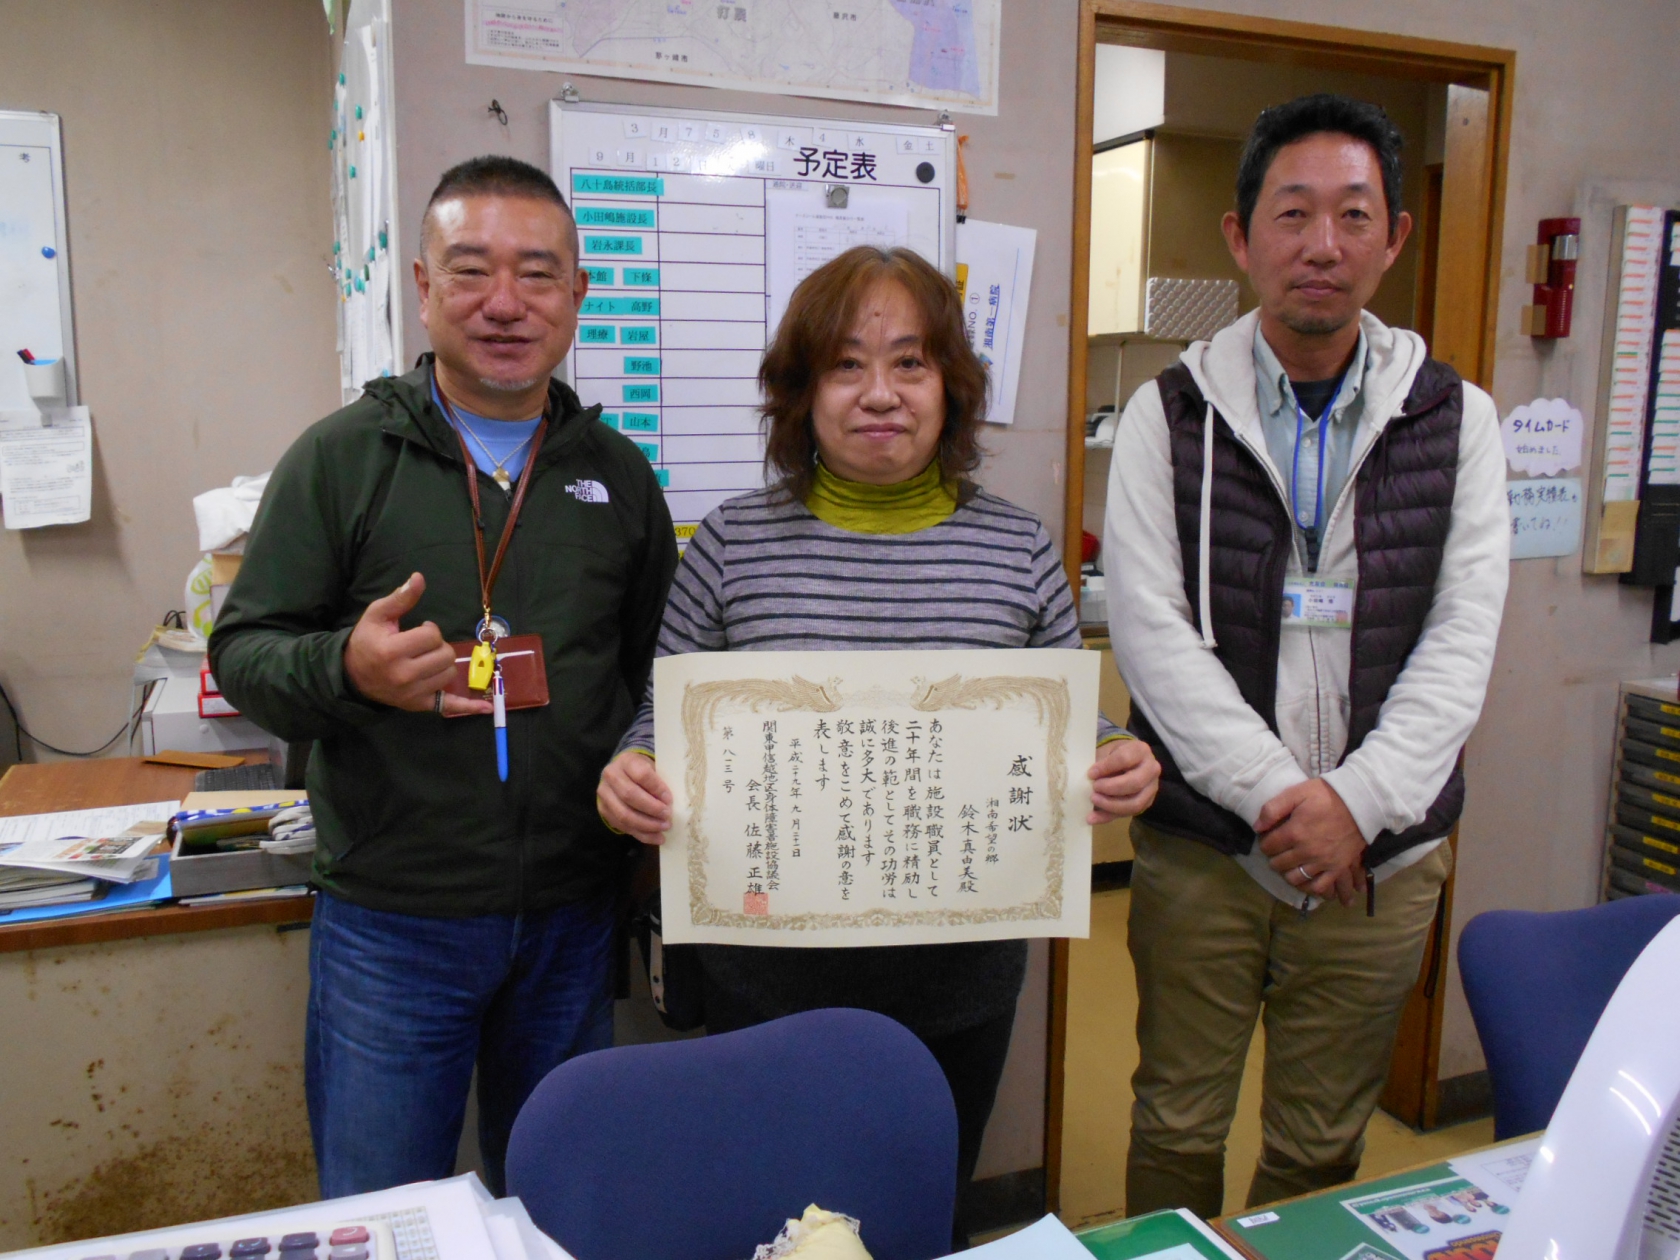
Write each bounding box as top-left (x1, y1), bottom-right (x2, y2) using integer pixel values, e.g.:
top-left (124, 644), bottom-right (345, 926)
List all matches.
top-left (1129, 357), bottom-right (1466, 868)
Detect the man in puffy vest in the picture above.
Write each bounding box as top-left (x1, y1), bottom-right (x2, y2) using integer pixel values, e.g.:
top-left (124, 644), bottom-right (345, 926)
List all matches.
top-left (1104, 94), bottom-right (1508, 1217)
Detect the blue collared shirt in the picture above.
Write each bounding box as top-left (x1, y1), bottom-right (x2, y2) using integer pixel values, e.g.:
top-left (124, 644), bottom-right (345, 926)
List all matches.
top-left (1253, 326), bottom-right (1369, 572)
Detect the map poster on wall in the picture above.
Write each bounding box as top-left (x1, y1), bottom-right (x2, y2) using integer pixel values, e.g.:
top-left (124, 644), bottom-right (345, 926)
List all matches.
top-left (653, 648), bottom-right (1098, 947)
top-left (467, 0), bottom-right (1001, 115)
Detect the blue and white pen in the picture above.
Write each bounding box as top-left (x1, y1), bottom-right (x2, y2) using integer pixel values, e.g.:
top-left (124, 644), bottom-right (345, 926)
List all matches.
top-left (492, 666), bottom-right (509, 782)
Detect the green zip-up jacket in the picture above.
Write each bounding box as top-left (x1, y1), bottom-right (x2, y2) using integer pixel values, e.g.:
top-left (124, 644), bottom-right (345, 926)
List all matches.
top-left (208, 358), bottom-right (678, 917)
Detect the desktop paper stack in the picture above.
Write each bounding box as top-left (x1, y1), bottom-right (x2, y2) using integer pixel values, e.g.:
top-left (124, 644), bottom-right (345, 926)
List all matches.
top-left (0, 800), bottom-right (181, 912)
top-left (0, 865), bottom-right (98, 910)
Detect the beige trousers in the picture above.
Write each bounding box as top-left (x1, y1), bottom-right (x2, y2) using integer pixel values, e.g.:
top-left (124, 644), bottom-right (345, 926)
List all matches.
top-left (1124, 821), bottom-right (1452, 1219)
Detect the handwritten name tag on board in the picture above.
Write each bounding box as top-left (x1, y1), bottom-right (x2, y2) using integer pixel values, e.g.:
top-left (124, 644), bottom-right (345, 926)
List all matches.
top-left (654, 648), bottom-right (1098, 946)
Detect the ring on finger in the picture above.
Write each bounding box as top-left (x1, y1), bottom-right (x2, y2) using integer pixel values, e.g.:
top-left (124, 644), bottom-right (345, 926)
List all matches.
top-left (433, 690), bottom-right (446, 717)
top-left (1296, 864), bottom-right (1311, 882)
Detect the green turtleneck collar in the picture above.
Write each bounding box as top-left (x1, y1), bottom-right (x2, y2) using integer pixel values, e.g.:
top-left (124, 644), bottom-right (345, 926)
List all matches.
top-left (805, 460), bottom-right (960, 534)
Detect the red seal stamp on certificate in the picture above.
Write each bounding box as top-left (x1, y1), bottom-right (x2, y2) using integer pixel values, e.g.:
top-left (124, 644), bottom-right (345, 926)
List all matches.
top-left (743, 891), bottom-right (770, 916)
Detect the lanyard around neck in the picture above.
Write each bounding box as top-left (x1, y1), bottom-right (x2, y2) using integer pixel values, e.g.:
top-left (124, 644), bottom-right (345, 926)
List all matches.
top-left (1288, 367), bottom-right (1349, 534)
top-left (434, 370), bottom-right (549, 625)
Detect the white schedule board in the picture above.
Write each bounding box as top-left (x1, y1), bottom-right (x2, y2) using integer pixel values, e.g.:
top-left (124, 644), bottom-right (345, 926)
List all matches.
top-left (550, 101), bottom-right (955, 538)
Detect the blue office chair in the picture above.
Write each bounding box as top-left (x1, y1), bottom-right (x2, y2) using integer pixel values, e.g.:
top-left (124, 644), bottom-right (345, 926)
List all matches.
top-left (505, 1007), bottom-right (958, 1260)
top-left (1458, 894), bottom-right (1680, 1139)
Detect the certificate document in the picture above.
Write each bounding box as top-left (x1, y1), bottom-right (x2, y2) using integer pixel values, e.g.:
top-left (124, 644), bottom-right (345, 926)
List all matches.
top-left (654, 648), bottom-right (1099, 946)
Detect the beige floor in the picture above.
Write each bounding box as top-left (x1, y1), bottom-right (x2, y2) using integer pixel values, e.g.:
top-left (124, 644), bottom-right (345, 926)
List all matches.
top-left (1058, 887), bottom-right (1494, 1229)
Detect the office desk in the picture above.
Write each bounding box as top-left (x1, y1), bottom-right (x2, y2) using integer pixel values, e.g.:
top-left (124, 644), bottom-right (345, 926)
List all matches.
top-left (0, 758), bottom-right (317, 1250)
top-left (0, 758), bottom-right (313, 952)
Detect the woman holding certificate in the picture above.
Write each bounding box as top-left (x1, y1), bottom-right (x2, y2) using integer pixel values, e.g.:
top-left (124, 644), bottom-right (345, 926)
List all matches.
top-left (596, 246), bottom-right (1159, 1239)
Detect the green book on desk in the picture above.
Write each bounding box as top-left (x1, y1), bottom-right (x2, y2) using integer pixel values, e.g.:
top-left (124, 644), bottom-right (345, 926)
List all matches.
top-left (1216, 1137), bottom-right (1537, 1260)
top-left (1078, 1208), bottom-right (1245, 1259)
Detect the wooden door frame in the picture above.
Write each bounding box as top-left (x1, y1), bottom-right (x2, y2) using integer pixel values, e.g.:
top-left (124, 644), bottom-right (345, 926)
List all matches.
top-left (1050, 0), bottom-right (1514, 1211)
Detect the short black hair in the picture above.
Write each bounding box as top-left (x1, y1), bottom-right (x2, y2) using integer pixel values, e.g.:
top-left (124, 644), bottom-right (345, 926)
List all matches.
top-left (1234, 94), bottom-right (1405, 242)
top-left (419, 155), bottom-right (577, 261)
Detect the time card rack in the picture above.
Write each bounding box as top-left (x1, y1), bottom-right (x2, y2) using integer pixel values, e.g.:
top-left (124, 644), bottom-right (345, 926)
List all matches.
top-left (1604, 679), bottom-right (1680, 901)
top-left (1586, 207), bottom-right (1680, 640)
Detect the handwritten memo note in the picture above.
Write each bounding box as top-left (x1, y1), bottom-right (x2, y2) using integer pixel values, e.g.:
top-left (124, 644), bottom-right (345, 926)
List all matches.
top-left (654, 649), bottom-right (1098, 946)
top-left (1508, 477), bottom-right (1582, 560)
top-left (1501, 398), bottom-right (1583, 476)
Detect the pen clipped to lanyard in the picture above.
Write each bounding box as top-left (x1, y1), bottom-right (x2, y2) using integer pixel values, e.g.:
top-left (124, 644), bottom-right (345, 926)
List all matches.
top-left (493, 665), bottom-right (508, 782)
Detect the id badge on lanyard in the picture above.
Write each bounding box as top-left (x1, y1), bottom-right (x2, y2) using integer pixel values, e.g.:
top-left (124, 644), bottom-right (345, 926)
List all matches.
top-left (1282, 577), bottom-right (1354, 629)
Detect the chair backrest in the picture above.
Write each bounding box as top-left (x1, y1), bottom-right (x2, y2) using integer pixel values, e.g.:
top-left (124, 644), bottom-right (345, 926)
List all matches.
top-left (1458, 894), bottom-right (1680, 1139)
top-left (505, 1007), bottom-right (958, 1260)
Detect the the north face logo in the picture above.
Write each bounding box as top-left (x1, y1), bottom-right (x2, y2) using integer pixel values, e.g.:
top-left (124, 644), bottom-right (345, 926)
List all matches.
top-left (566, 480), bottom-right (609, 503)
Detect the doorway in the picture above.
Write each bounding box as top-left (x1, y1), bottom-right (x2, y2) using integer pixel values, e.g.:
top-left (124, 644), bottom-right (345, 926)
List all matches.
top-left (1052, 0), bottom-right (1514, 1223)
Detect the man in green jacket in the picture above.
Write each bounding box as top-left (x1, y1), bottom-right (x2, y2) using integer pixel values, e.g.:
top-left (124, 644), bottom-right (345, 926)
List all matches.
top-left (210, 156), bottom-right (677, 1197)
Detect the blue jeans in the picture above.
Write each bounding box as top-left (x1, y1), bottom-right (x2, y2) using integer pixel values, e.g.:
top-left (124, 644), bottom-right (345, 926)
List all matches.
top-left (305, 890), bottom-right (616, 1198)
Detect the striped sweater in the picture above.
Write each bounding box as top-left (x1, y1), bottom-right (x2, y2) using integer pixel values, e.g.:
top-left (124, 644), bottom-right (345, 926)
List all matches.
top-left (619, 484), bottom-right (1114, 1037)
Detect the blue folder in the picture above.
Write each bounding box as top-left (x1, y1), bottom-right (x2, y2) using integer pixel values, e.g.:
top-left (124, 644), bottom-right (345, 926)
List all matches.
top-left (0, 855), bottom-right (173, 925)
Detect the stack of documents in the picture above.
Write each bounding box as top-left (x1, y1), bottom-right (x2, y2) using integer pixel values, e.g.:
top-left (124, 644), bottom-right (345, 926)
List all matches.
top-left (0, 801), bottom-right (181, 910)
top-left (0, 866), bottom-right (97, 909)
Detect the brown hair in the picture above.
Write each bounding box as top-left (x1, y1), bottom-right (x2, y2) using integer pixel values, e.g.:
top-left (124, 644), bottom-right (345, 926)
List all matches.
top-left (759, 246), bottom-right (990, 502)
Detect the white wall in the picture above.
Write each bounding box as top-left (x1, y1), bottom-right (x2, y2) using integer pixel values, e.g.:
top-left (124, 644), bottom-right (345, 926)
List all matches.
top-left (0, 0), bottom-right (339, 762)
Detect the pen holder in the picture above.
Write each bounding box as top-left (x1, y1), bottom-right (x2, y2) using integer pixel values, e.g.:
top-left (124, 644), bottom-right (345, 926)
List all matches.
top-left (23, 359), bottom-right (65, 402)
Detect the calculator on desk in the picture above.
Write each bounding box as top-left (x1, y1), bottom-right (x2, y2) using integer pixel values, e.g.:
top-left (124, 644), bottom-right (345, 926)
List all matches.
top-left (77, 1222), bottom-right (399, 1260)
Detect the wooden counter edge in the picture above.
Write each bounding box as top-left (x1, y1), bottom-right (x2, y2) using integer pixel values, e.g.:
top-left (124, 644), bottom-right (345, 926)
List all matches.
top-left (0, 896), bottom-right (313, 953)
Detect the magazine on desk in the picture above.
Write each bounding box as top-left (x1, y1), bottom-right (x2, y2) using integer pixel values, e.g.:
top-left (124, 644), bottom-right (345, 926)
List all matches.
top-left (0, 799), bottom-right (179, 904)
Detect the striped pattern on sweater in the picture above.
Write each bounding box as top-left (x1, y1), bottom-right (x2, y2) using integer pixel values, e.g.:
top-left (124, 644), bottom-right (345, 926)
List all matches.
top-left (618, 486), bottom-right (1096, 755)
top-left (614, 485), bottom-right (1111, 1038)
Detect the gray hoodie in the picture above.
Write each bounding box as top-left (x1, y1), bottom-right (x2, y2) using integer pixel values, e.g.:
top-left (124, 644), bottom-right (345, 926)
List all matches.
top-left (1103, 309), bottom-right (1509, 906)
